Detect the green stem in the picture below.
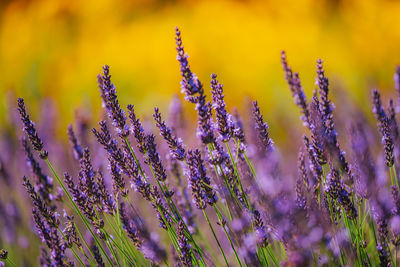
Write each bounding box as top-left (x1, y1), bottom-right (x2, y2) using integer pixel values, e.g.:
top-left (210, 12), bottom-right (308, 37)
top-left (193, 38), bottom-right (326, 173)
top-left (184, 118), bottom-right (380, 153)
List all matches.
top-left (202, 209), bottom-right (229, 266)
top-left (5, 258), bottom-right (17, 267)
top-left (225, 141), bottom-right (250, 209)
top-left (265, 245), bottom-right (279, 267)
top-left (213, 204), bottom-right (243, 267)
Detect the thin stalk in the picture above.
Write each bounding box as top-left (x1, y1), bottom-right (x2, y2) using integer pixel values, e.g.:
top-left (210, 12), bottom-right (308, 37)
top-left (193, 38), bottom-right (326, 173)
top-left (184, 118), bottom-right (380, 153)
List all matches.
top-left (5, 258), bottom-right (17, 267)
top-left (265, 245), bottom-right (279, 267)
top-left (104, 213), bottom-right (138, 266)
top-left (391, 165), bottom-right (400, 189)
top-left (225, 141), bottom-right (250, 209)
top-left (105, 235), bottom-right (122, 267)
top-left (103, 230), bottom-right (137, 266)
top-left (207, 143), bottom-right (242, 212)
top-left (213, 205), bottom-right (243, 267)
top-left (202, 209), bottom-right (229, 266)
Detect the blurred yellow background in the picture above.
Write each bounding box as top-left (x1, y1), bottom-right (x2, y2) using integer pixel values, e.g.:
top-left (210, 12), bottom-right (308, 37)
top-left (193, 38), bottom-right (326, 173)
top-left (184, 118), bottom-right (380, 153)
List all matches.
top-left (1, 0), bottom-right (400, 136)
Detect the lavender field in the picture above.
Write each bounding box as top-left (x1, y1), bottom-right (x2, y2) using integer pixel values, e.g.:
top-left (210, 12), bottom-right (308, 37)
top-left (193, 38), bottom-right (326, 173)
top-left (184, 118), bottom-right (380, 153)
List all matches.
top-left (1, 27), bottom-right (400, 266)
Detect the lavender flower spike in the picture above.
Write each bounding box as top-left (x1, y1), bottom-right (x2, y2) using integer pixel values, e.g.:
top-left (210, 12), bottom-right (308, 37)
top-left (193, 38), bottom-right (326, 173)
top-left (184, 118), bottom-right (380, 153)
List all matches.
top-left (17, 98), bottom-right (48, 159)
top-left (372, 89), bottom-right (386, 126)
top-left (186, 149), bottom-right (218, 208)
top-left (127, 104), bottom-right (146, 153)
top-left (196, 93), bottom-right (216, 145)
top-left (175, 27), bottom-right (201, 103)
top-left (67, 124), bottom-right (83, 160)
top-left (144, 134), bottom-right (167, 182)
top-left (186, 150), bottom-right (207, 210)
top-left (211, 74), bottom-right (234, 142)
top-left (98, 65), bottom-right (129, 137)
top-left (382, 116), bottom-right (395, 168)
top-left (153, 107), bottom-right (186, 160)
top-left (177, 220), bottom-right (193, 266)
top-left (252, 101), bottom-right (273, 152)
top-left (281, 51), bottom-right (310, 128)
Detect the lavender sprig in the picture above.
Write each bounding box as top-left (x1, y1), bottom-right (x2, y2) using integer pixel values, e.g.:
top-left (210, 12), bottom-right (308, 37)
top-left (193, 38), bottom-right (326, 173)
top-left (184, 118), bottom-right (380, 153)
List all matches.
top-left (175, 27), bottom-right (201, 103)
top-left (17, 98), bottom-right (48, 159)
top-left (211, 74), bottom-right (234, 142)
top-left (252, 101), bottom-right (273, 153)
top-left (153, 107), bottom-right (186, 160)
top-left (98, 65), bottom-right (129, 137)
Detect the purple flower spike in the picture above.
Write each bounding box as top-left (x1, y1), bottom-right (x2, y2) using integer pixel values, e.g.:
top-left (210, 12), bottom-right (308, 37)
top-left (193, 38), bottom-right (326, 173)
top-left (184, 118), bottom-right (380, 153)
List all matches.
top-left (211, 74), bottom-right (234, 142)
top-left (153, 107), bottom-right (186, 160)
top-left (17, 98), bottom-right (48, 159)
top-left (175, 27), bottom-right (201, 103)
top-left (98, 65), bottom-right (129, 138)
top-left (252, 101), bottom-right (273, 152)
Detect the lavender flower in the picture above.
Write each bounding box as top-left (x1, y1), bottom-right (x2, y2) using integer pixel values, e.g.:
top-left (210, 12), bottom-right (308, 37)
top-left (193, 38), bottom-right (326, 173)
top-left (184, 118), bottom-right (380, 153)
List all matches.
top-left (211, 74), bottom-right (234, 142)
top-left (382, 116), bottom-right (395, 167)
top-left (177, 220), bottom-right (193, 266)
top-left (196, 93), bottom-right (216, 145)
top-left (92, 244), bottom-right (105, 267)
top-left (96, 171), bottom-right (116, 214)
top-left (109, 157), bottom-right (128, 197)
top-left (144, 134), bottom-right (167, 182)
top-left (296, 151), bottom-right (308, 209)
top-left (23, 176), bottom-right (59, 227)
top-left (325, 169), bottom-right (357, 219)
top-left (92, 121), bottom-right (132, 176)
top-left (64, 172), bottom-right (104, 229)
top-left (175, 27), bottom-right (202, 103)
top-left (303, 136), bottom-right (322, 183)
top-left (153, 107), bottom-right (186, 160)
top-left (252, 101), bottom-right (273, 152)
top-left (98, 65), bottom-right (129, 137)
top-left (32, 208), bottom-right (67, 266)
top-left (79, 148), bottom-right (99, 205)
top-left (22, 138), bottom-right (53, 206)
top-left (281, 51), bottom-right (310, 128)
top-left (372, 89), bottom-right (387, 127)
top-left (175, 28), bottom-right (215, 144)
top-left (63, 214), bottom-right (81, 248)
top-left (376, 217), bottom-right (390, 267)
top-left (17, 98), bottom-right (48, 159)
top-left (316, 59), bottom-right (334, 138)
top-left (186, 150), bottom-right (207, 210)
top-left (232, 108), bottom-right (246, 152)
top-left (127, 104), bottom-right (146, 153)
top-left (67, 124), bottom-right (83, 160)
top-left (253, 210), bottom-right (269, 247)
top-left (119, 202), bottom-right (141, 247)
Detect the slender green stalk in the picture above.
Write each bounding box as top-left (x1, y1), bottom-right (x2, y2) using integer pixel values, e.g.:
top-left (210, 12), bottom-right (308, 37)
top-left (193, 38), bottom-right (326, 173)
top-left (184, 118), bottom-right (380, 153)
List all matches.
top-left (4, 258), bottom-right (17, 267)
top-left (104, 213), bottom-right (138, 266)
top-left (225, 141), bottom-right (250, 209)
top-left (202, 210), bottom-right (229, 266)
top-left (265, 245), bottom-right (279, 267)
top-left (391, 165), bottom-right (400, 189)
top-left (213, 204), bottom-right (243, 267)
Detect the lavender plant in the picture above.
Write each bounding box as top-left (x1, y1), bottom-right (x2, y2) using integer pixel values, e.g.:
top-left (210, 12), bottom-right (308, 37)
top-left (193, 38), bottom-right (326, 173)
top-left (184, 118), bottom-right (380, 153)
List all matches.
top-left (1, 28), bottom-right (400, 267)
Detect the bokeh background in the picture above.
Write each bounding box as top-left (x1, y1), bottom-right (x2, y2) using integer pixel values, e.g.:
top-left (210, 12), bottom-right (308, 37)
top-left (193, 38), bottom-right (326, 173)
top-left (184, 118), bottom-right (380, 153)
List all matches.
top-left (1, 0), bottom-right (400, 140)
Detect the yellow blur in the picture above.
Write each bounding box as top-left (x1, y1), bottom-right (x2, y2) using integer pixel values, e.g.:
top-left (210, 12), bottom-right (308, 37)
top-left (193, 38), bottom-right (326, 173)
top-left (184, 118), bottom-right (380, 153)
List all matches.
top-left (1, 0), bottom-right (400, 133)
